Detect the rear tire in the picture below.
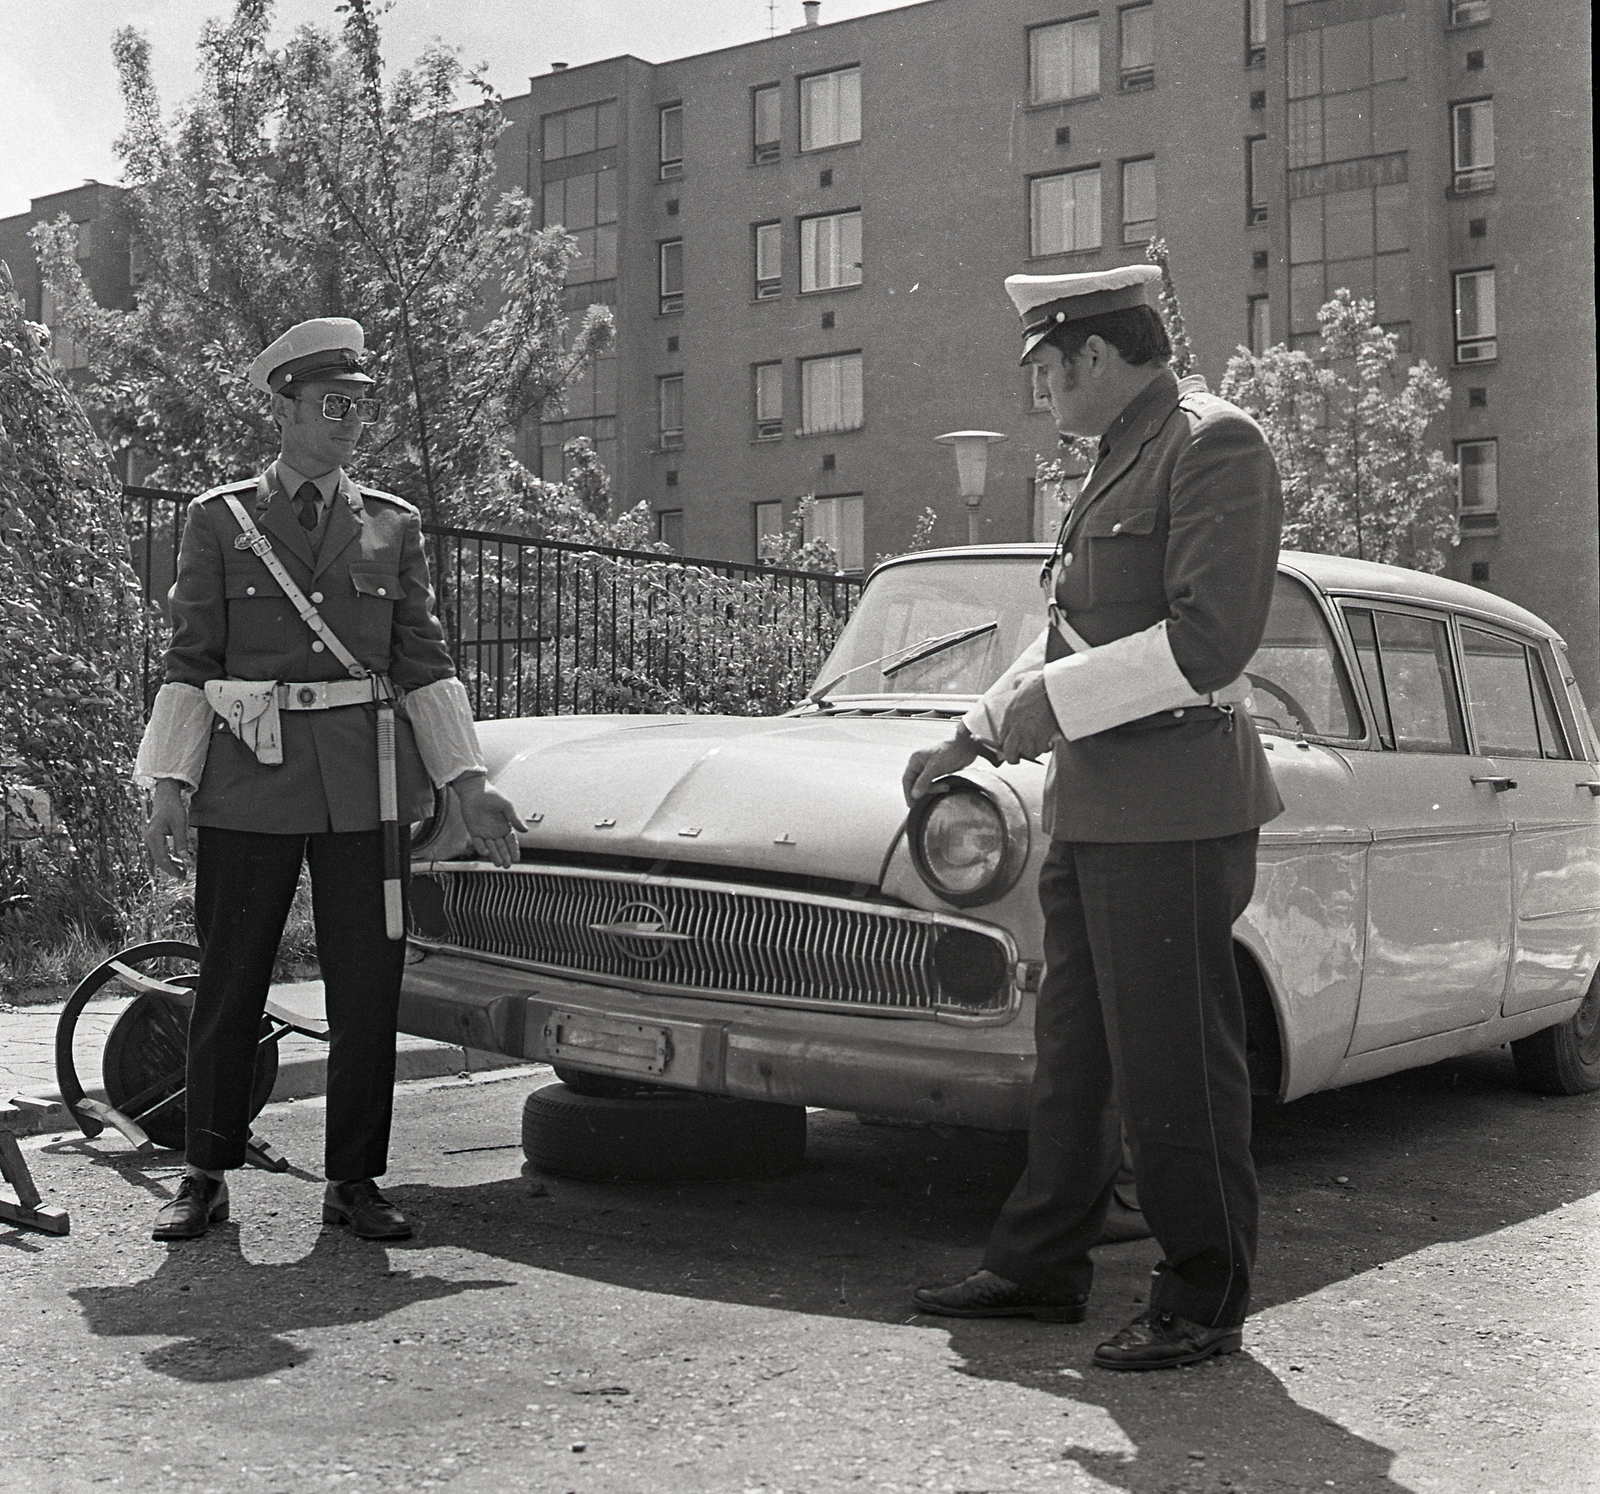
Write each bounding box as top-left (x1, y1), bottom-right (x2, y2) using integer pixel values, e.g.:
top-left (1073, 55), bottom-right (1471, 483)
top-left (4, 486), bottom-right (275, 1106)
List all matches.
top-left (522, 1080), bottom-right (806, 1182)
top-left (1512, 971), bottom-right (1600, 1095)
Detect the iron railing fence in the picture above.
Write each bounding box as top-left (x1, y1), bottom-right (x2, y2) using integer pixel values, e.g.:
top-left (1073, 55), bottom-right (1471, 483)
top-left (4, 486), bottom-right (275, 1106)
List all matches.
top-left (121, 487), bottom-right (862, 720)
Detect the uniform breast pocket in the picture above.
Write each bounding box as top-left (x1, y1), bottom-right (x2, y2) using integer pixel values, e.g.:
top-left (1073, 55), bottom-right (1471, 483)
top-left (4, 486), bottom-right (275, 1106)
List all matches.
top-left (223, 567), bottom-right (277, 602)
top-left (1081, 504), bottom-right (1162, 605)
top-left (348, 563), bottom-right (401, 602)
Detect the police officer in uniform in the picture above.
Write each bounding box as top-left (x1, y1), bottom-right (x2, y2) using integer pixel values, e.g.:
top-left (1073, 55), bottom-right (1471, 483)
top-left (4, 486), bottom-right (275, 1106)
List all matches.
top-left (904, 267), bottom-right (1283, 1370)
top-left (137, 318), bottom-right (524, 1243)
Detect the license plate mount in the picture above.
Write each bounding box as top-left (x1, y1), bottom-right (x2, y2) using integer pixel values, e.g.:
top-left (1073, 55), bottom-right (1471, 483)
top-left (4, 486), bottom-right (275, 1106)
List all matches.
top-left (542, 1011), bottom-right (671, 1077)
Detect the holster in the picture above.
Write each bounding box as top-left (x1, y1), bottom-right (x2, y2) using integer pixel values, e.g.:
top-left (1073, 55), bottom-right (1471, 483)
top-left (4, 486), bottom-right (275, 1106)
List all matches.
top-left (204, 679), bottom-right (283, 765)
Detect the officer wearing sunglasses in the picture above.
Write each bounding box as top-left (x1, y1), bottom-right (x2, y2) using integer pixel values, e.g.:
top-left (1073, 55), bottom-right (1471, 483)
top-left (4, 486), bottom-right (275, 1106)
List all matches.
top-left (134, 316), bottom-right (524, 1245)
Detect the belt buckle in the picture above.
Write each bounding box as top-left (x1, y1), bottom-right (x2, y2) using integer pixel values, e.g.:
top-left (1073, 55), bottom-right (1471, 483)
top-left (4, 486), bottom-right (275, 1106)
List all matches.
top-left (295, 684), bottom-right (320, 708)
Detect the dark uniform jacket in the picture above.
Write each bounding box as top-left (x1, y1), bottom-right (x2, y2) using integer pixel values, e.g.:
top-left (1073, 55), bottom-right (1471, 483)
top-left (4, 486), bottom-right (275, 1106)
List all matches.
top-left (166, 469), bottom-right (454, 834)
top-left (1043, 369), bottom-right (1284, 842)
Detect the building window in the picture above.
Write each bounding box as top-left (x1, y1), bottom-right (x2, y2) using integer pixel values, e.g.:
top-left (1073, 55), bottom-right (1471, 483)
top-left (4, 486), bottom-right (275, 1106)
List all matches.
top-left (1121, 157), bottom-right (1156, 243)
top-left (542, 100), bottom-right (619, 160)
top-left (1449, 0), bottom-right (1491, 25)
top-left (754, 222), bottom-right (782, 299)
top-left (800, 352), bottom-right (864, 435)
top-left (800, 66), bottom-right (861, 151)
top-left (804, 494), bottom-right (865, 572)
top-left (659, 239), bottom-right (684, 315)
top-left (1248, 295), bottom-right (1271, 354)
top-left (754, 363), bottom-right (784, 440)
top-left (1451, 98), bottom-right (1494, 192)
top-left (1119, 5), bottom-right (1154, 90)
top-left (656, 509), bottom-right (684, 550)
top-left (658, 375), bottom-right (684, 450)
top-left (754, 500), bottom-right (785, 561)
top-left (1454, 268), bottom-right (1497, 362)
top-left (1246, 0), bottom-right (1267, 64)
top-left (1029, 16), bottom-right (1100, 103)
top-left (1031, 167), bottom-right (1102, 255)
top-left (1247, 135), bottom-right (1270, 224)
top-left (753, 84), bottom-right (781, 163)
top-left (543, 166), bottom-right (619, 285)
top-left (657, 104), bottom-right (683, 180)
top-left (800, 210), bottom-right (863, 292)
top-left (1456, 438), bottom-right (1498, 530)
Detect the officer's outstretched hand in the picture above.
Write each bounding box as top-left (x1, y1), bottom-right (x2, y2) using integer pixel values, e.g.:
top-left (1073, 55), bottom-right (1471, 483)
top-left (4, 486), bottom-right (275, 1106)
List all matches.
top-left (902, 735), bottom-right (980, 807)
top-left (452, 773), bottom-right (528, 868)
top-left (997, 674), bottom-right (1059, 764)
top-left (144, 778), bottom-right (192, 879)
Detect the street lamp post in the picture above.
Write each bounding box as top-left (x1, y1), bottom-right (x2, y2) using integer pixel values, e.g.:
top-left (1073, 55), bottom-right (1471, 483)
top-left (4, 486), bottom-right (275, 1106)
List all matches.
top-left (935, 430), bottom-right (1009, 545)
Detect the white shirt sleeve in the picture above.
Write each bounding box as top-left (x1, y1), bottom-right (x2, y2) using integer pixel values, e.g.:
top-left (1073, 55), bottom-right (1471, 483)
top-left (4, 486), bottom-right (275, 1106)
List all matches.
top-left (958, 627), bottom-right (1050, 748)
top-left (133, 682), bottom-right (214, 790)
top-left (404, 676), bottom-right (488, 787)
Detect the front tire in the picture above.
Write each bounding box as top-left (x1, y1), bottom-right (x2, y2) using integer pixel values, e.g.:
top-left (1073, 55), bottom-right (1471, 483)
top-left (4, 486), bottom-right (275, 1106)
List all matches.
top-left (1512, 971), bottom-right (1600, 1095)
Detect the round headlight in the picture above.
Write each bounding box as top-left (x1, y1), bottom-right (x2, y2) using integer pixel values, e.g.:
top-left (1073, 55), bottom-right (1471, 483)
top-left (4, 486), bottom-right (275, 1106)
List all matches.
top-left (908, 779), bottom-right (1030, 907)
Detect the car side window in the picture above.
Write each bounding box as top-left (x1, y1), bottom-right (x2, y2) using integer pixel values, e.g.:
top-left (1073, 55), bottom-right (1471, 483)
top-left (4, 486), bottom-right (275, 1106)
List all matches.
top-left (1245, 575), bottom-right (1362, 739)
top-left (1459, 623), bottom-right (1573, 760)
top-left (1342, 607), bottom-right (1467, 754)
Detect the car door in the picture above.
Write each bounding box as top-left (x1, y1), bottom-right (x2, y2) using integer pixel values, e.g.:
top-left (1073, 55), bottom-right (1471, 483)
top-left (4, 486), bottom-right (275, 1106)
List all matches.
top-left (1335, 602), bottom-right (1514, 1053)
top-left (1456, 621), bottom-right (1600, 1016)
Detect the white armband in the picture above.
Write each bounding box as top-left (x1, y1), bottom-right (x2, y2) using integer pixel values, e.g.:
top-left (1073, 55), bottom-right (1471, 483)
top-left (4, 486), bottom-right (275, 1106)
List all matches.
top-left (959, 627), bottom-right (1050, 748)
top-left (404, 676), bottom-right (487, 787)
top-left (1042, 620), bottom-right (1235, 741)
top-left (134, 682), bottom-right (215, 790)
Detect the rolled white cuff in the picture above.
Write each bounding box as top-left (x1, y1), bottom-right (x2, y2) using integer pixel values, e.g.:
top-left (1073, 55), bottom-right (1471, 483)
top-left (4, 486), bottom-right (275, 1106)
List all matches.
top-left (1041, 620), bottom-right (1223, 741)
top-left (404, 676), bottom-right (487, 787)
top-left (134, 682), bottom-right (214, 790)
top-left (960, 627), bottom-right (1050, 748)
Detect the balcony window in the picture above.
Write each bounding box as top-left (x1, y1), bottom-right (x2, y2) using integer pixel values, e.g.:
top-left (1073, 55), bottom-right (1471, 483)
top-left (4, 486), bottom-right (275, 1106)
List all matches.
top-left (1121, 157), bottom-right (1156, 243)
top-left (754, 363), bottom-right (783, 440)
top-left (1029, 16), bottom-right (1100, 103)
top-left (1119, 5), bottom-right (1154, 89)
top-left (753, 84), bottom-right (781, 163)
top-left (804, 494), bottom-right (865, 573)
top-left (542, 100), bottom-right (618, 160)
top-left (1456, 439), bottom-right (1498, 529)
top-left (544, 167), bottom-right (619, 285)
top-left (1248, 295), bottom-right (1271, 354)
top-left (800, 352), bottom-right (863, 435)
top-left (1450, 0), bottom-right (1491, 24)
top-left (1454, 268), bottom-right (1497, 363)
top-left (659, 104), bottom-right (683, 180)
top-left (1246, 0), bottom-right (1267, 64)
top-left (800, 210), bottom-right (863, 292)
top-left (659, 239), bottom-right (684, 315)
top-left (754, 500), bottom-right (785, 561)
top-left (800, 66), bottom-right (861, 151)
top-left (658, 375), bottom-right (684, 450)
top-left (1247, 135), bottom-right (1270, 223)
top-left (1452, 98), bottom-right (1494, 192)
top-left (753, 222), bottom-right (782, 299)
top-left (1031, 166), bottom-right (1102, 255)
top-left (656, 509), bottom-right (684, 551)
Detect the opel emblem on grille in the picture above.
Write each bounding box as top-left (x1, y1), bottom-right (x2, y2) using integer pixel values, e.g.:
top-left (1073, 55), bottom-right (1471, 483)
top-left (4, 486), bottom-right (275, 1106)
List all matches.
top-left (588, 899), bottom-right (694, 963)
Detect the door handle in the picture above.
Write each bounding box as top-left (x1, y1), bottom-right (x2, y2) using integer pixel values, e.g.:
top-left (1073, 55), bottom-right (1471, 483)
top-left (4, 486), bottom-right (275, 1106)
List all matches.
top-left (1471, 775), bottom-right (1517, 792)
top-left (1577, 781), bottom-right (1600, 796)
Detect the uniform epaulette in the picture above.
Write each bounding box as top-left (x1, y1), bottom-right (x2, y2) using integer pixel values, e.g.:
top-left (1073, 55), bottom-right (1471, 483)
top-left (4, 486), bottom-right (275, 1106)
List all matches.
top-left (356, 486), bottom-right (420, 514)
top-left (194, 479), bottom-right (257, 504)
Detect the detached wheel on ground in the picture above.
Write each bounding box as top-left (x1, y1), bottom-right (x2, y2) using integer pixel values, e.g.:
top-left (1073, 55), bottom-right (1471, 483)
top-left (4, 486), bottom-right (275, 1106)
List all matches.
top-left (1512, 970), bottom-right (1600, 1095)
top-left (522, 1079), bottom-right (806, 1182)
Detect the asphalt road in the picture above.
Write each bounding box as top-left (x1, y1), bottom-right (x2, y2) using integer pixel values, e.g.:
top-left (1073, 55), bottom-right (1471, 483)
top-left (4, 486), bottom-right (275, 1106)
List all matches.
top-left (3, 1049), bottom-right (1596, 1494)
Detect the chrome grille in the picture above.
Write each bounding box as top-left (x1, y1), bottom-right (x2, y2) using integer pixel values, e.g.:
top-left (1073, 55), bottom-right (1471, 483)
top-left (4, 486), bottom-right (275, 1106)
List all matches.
top-left (414, 864), bottom-right (1016, 1017)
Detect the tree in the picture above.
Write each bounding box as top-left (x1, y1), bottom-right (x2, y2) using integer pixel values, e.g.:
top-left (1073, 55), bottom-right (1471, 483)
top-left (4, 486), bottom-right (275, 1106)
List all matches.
top-left (32, 0), bottom-right (619, 535)
top-left (1222, 290), bottom-right (1458, 572)
top-left (0, 262), bottom-right (148, 974)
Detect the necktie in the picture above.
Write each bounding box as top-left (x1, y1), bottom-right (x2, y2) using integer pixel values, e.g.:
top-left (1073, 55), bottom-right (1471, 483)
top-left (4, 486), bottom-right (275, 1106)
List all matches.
top-left (294, 481), bottom-right (321, 531)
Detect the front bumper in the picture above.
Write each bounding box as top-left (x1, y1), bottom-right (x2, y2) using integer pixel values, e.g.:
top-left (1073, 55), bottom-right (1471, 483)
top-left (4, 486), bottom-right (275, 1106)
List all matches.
top-left (399, 951), bottom-right (1035, 1131)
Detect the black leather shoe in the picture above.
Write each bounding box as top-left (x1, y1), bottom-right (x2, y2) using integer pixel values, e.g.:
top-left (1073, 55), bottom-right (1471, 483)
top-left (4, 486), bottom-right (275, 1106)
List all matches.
top-left (322, 1179), bottom-right (412, 1240)
top-left (152, 1174), bottom-right (229, 1241)
top-left (1093, 1309), bottom-right (1243, 1371)
top-left (912, 1269), bottom-right (1087, 1323)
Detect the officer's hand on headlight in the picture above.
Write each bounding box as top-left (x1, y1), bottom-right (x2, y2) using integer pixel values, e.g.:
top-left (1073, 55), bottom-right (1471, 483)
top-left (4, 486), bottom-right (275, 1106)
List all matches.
top-left (902, 735), bottom-right (980, 806)
top-left (144, 779), bottom-right (192, 879)
top-left (452, 774), bottom-right (528, 868)
top-left (997, 674), bottom-right (1059, 764)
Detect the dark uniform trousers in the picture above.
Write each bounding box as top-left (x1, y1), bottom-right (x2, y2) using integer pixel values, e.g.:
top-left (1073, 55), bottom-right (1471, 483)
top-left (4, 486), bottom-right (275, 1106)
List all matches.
top-left (982, 828), bottom-right (1261, 1330)
top-left (185, 824), bottom-right (411, 1181)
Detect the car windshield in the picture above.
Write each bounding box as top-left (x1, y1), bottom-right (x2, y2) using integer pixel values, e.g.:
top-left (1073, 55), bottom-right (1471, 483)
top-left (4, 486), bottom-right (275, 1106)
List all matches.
top-left (813, 556), bottom-right (1047, 699)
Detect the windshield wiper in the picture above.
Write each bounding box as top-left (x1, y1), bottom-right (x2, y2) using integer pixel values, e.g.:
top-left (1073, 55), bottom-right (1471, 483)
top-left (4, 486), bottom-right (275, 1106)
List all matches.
top-left (808, 621), bottom-right (998, 704)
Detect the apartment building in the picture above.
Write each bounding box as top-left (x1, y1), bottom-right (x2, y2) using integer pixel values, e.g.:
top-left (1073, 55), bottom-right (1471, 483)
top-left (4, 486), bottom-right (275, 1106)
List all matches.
top-left (499, 0), bottom-right (1596, 694)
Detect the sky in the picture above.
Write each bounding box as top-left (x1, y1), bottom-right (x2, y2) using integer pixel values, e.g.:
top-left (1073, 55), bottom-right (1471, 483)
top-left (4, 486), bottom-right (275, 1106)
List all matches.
top-left (0, 0), bottom-right (921, 218)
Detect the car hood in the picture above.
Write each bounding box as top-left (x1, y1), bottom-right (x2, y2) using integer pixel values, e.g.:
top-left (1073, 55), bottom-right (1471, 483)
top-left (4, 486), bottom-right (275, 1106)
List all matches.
top-left (480, 712), bottom-right (961, 884)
